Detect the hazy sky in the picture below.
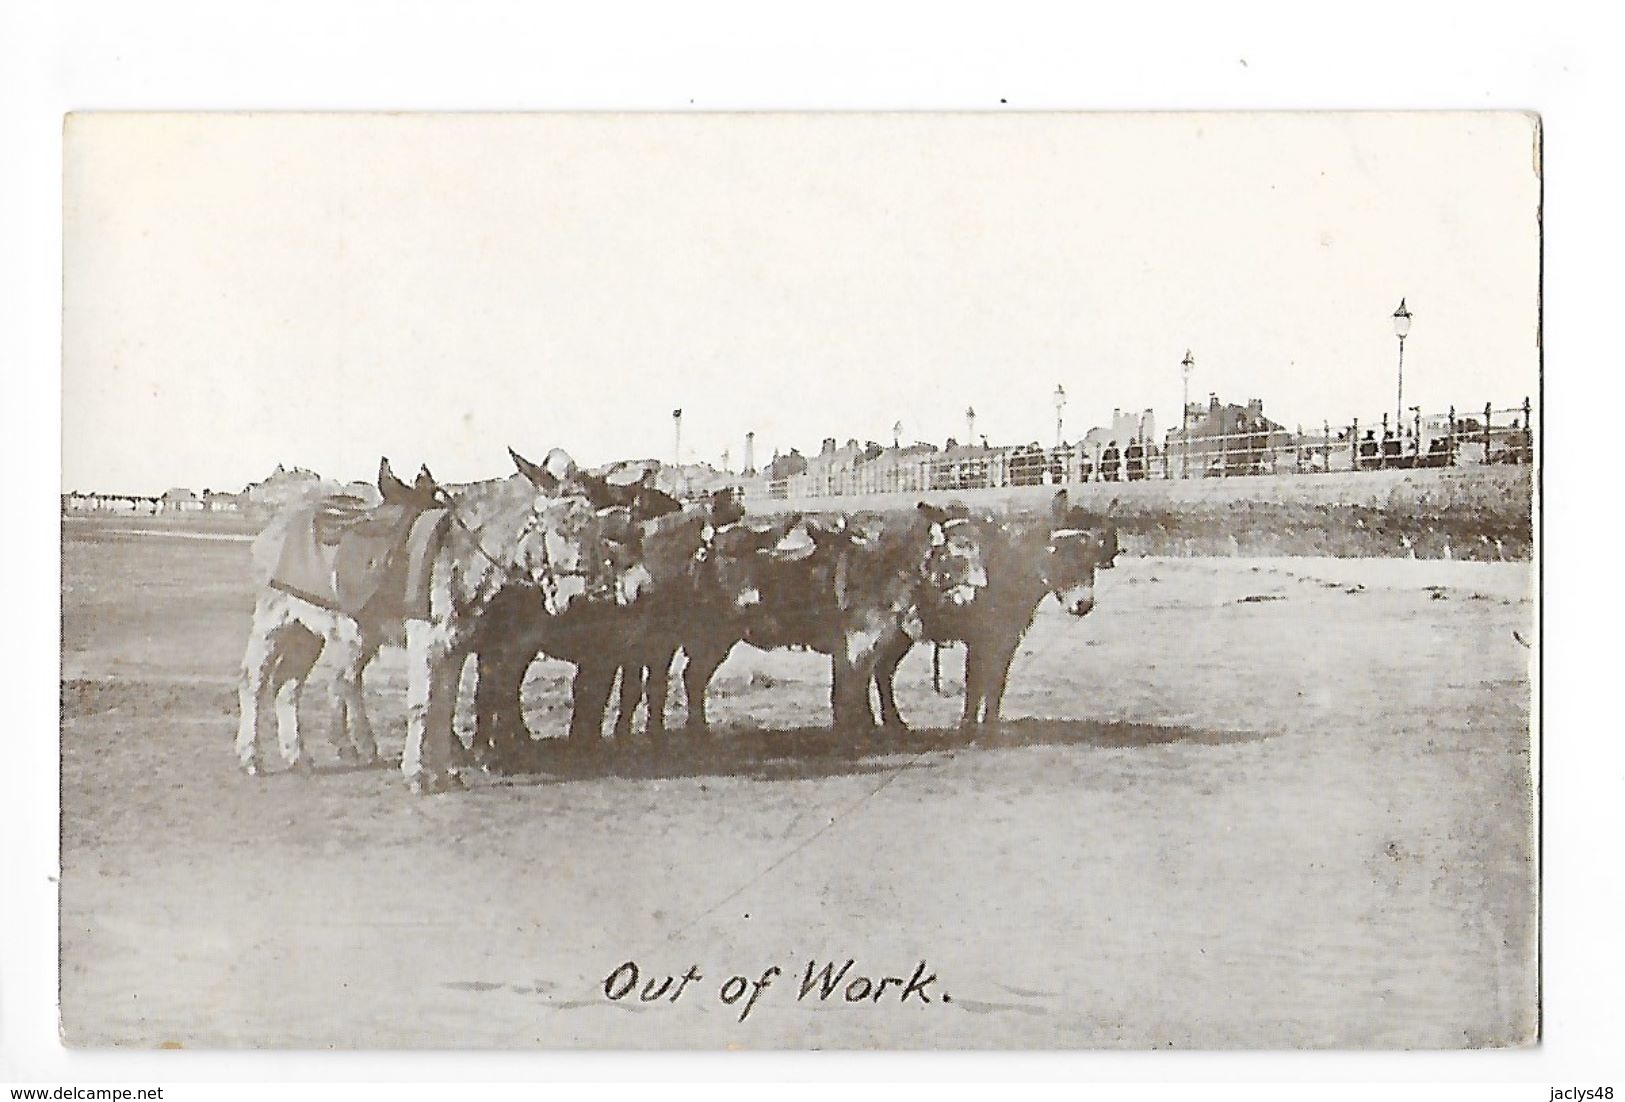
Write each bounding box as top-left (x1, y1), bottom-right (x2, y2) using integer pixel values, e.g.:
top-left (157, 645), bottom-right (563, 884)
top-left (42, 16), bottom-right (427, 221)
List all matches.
top-left (62, 112), bottom-right (1539, 494)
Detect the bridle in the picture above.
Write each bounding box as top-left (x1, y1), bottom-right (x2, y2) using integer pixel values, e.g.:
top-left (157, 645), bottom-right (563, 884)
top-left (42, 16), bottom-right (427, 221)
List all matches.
top-left (432, 483), bottom-right (612, 608)
top-left (690, 519), bottom-right (741, 571)
top-left (1039, 526), bottom-right (1113, 601)
top-left (921, 516), bottom-right (987, 601)
top-left (434, 486), bottom-right (526, 583)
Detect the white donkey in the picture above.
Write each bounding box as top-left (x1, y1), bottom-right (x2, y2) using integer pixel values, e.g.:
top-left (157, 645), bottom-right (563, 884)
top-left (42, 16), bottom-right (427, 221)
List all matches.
top-left (236, 449), bottom-right (649, 792)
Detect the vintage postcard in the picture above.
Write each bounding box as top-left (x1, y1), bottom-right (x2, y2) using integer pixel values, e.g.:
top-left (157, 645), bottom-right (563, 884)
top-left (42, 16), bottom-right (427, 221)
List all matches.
top-left (59, 112), bottom-right (1539, 1049)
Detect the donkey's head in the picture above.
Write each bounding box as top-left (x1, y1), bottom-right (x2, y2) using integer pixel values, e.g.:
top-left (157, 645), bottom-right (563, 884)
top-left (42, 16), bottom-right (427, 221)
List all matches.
top-left (508, 447), bottom-right (653, 615)
top-left (695, 508), bottom-right (788, 615)
top-left (1038, 490), bottom-right (1119, 619)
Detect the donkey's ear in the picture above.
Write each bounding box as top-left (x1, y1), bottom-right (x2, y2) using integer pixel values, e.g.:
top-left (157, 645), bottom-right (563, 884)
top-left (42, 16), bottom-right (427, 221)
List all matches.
top-left (510, 447), bottom-right (560, 493)
top-left (379, 457), bottom-right (413, 503)
top-left (917, 501), bottom-right (948, 525)
top-left (1051, 489), bottom-right (1069, 522)
top-left (710, 488), bottom-right (746, 526)
top-left (571, 469), bottom-right (619, 510)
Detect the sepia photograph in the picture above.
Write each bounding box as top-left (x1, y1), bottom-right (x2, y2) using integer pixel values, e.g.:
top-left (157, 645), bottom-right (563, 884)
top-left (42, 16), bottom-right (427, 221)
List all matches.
top-left (55, 110), bottom-right (1540, 1052)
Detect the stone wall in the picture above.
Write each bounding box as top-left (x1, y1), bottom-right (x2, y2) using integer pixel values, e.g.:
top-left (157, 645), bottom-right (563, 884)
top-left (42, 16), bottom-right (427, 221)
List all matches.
top-left (745, 466), bottom-right (1535, 560)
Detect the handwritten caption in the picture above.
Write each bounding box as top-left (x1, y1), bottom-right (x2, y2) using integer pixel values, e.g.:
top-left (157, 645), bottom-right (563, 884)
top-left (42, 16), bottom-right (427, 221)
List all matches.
top-left (602, 959), bottom-right (946, 1023)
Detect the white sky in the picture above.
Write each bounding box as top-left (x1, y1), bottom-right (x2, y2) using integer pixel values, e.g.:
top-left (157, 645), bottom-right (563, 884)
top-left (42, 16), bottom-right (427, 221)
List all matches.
top-left (62, 112), bottom-right (1539, 494)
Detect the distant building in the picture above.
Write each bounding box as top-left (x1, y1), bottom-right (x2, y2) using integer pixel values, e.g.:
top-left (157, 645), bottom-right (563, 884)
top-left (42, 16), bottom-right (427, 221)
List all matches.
top-left (202, 489), bottom-right (244, 512)
top-left (766, 449), bottom-right (808, 482)
top-left (161, 487), bottom-right (204, 512)
top-left (1164, 394), bottom-right (1293, 476)
top-left (1080, 408), bottom-right (1157, 453)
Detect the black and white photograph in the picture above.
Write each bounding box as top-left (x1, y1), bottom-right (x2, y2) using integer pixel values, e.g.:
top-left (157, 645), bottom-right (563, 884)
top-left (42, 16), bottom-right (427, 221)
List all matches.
top-left (53, 110), bottom-right (1540, 1052)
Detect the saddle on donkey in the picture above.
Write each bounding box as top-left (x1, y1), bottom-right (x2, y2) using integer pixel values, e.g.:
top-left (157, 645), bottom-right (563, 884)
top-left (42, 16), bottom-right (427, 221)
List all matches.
top-left (268, 458), bottom-right (449, 621)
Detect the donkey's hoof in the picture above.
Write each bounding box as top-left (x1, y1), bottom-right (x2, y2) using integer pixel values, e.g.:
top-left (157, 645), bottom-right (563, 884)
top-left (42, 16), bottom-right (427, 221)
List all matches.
top-left (286, 756), bottom-right (315, 776)
top-left (238, 757), bottom-right (263, 778)
top-left (338, 745), bottom-right (380, 768)
top-left (406, 770), bottom-right (464, 795)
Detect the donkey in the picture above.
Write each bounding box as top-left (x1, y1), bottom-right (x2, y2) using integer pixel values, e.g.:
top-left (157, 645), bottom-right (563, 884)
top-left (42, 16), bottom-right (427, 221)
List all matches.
top-left (675, 510), bottom-right (938, 735)
top-left (871, 489), bottom-right (1119, 734)
top-left (235, 448), bottom-right (648, 792)
top-left (468, 491), bottom-right (781, 767)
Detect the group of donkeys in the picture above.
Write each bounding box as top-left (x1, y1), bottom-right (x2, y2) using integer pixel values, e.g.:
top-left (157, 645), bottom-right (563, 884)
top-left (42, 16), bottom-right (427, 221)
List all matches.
top-left (236, 447), bottom-right (1119, 794)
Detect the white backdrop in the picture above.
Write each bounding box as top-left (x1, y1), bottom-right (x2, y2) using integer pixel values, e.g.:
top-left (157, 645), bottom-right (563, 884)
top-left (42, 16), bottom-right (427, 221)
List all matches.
top-left (5, 0), bottom-right (1617, 1093)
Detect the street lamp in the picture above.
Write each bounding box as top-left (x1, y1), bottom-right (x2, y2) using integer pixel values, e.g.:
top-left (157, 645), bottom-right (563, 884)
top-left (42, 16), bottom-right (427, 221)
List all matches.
top-left (1180, 349), bottom-right (1196, 478)
top-left (965, 406), bottom-right (976, 447)
top-left (1392, 299), bottom-right (1412, 429)
top-left (1052, 385), bottom-right (1067, 448)
top-left (671, 408), bottom-right (683, 468)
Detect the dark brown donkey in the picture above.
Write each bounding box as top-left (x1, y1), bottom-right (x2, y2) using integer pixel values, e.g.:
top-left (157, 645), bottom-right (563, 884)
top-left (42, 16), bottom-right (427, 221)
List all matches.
top-left (871, 490), bottom-right (1119, 734)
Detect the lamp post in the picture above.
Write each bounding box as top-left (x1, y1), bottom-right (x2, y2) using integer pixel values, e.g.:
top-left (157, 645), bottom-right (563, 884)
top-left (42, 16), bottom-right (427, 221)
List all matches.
top-left (1052, 385), bottom-right (1067, 448)
top-left (1393, 299), bottom-right (1412, 429)
top-left (672, 408), bottom-right (682, 468)
top-left (965, 406), bottom-right (976, 447)
top-left (1180, 349), bottom-right (1195, 478)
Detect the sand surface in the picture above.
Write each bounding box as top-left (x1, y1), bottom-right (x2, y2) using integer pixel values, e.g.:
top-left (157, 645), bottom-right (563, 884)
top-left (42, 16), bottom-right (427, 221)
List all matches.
top-left (59, 523), bottom-right (1537, 1049)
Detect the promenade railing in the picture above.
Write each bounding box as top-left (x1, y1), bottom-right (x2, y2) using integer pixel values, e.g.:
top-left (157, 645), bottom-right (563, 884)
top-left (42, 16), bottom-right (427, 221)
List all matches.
top-left (735, 397), bottom-right (1533, 502)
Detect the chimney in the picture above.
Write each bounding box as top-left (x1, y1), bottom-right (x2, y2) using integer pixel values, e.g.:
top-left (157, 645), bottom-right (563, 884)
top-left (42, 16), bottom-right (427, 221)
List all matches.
top-left (1247, 398), bottom-right (1264, 417)
top-left (1209, 393), bottom-right (1220, 414)
top-left (744, 431), bottom-right (755, 474)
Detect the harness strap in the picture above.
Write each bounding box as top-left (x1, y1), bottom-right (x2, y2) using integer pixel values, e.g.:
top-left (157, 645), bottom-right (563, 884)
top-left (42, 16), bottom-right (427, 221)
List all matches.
top-left (436, 489), bottom-right (527, 582)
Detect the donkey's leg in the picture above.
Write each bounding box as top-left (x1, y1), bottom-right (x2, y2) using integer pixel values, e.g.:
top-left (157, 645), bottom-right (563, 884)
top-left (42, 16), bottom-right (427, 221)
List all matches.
top-left (872, 632), bottom-right (914, 731)
top-left (830, 648), bottom-right (878, 734)
top-left (568, 659), bottom-right (616, 747)
top-left (333, 633), bottom-right (382, 766)
top-left (318, 618), bottom-right (366, 766)
top-left (980, 638), bottom-right (1023, 738)
top-left (680, 637), bottom-right (735, 736)
top-left (402, 620), bottom-right (463, 792)
top-left (643, 646), bottom-right (677, 743)
top-left (611, 663), bottom-right (643, 743)
top-left (272, 626), bottom-right (324, 772)
top-left (960, 642), bottom-right (987, 732)
top-left (443, 648), bottom-right (476, 770)
top-left (236, 601), bottom-right (286, 775)
top-left (471, 649), bottom-right (503, 769)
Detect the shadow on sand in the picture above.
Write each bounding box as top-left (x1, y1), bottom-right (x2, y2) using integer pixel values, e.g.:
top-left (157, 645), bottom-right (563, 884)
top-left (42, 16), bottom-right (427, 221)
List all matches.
top-left (463, 717), bottom-right (1272, 788)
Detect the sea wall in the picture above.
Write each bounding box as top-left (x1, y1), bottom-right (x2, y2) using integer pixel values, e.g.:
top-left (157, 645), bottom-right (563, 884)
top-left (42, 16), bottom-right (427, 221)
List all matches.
top-left (744, 465), bottom-right (1535, 560)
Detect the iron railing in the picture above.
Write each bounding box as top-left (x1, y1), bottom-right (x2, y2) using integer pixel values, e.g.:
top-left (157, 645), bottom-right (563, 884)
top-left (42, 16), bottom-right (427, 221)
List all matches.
top-left (735, 398), bottom-right (1533, 502)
